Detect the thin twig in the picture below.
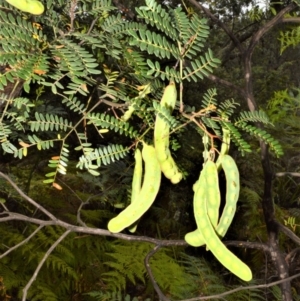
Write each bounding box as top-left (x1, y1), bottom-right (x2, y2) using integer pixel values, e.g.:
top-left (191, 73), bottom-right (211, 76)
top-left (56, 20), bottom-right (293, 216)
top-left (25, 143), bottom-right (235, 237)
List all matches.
top-left (276, 172), bottom-right (300, 178)
top-left (183, 272), bottom-right (300, 301)
top-left (0, 172), bottom-right (58, 221)
top-left (144, 245), bottom-right (170, 301)
top-left (0, 225), bottom-right (44, 259)
top-left (22, 230), bottom-right (71, 301)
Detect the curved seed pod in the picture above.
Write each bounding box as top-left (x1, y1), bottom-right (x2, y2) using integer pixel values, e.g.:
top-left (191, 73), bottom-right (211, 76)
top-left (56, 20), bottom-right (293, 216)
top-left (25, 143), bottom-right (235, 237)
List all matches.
top-left (155, 129), bottom-right (170, 162)
top-left (216, 128), bottom-right (231, 172)
top-left (205, 161), bottom-right (220, 229)
top-left (186, 155), bottom-right (241, 246)
top-left (127, 148), bottom-right (143, 233)
top-left (192, 163), bottom-right (252, 281)
top-left (5, 0), bottom-right (45, 15)
top-left (160, 80), bottom-right (177, 109)
top-left (154, 81), bottom-right (182, 183)
top-left (216, 154), bottom-right (240, 238)
top-left (121, 105), bottom-right (135, 121)
top-left (26, 0), bottom-right (44, 14)
top-left (185, 167), bottom-right (207, 247)
top-left (108, 143), bottom-right (161, 233)
top-left (185, 161), bottom-right (220, 247)
top-left (170, 172), bottom-right (183, 184)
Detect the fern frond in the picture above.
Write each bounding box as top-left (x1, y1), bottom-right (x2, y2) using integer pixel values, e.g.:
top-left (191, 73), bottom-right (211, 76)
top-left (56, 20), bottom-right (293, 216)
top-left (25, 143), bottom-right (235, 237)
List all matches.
top-left (84, 0), bottom-right (116, 15)
top-left (170, 7), bottom-right (191, 43)
top-left (146, 60), bottom-right (181, 81)
top-left (123, 48), bottom-right (149, 76)
top-left (188, 14), bottom-right (210, 48)
top-left (102, 14), bottom-right (147, 36)
top-left (201, 117), bottom-right (221, 136)
top-left (61, 96), bottom-right (86, 114)
top-left (86, 291), bottom-right (151, 301)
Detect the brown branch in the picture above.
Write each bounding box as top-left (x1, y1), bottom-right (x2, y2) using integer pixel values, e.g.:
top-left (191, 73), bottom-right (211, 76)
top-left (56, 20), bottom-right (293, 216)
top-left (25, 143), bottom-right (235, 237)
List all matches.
top-left (247, 3), bottom-right (298, 55)
top-left (144, 245), bottom-right (170, 301)
top-left (208, 74), bottom-right (246, 98)
top-left (285, 247), bottom-right (300, 264)
top-left (224, 240), bottom-right (270, 252)
top-left (282, 17), bottom-right (300, 23)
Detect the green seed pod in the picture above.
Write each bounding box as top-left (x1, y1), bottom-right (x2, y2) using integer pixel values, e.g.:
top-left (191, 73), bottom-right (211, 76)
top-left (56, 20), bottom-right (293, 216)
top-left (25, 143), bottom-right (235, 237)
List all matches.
top-left (154, 81), bottom-right (182, 183)
top-left (185, 155), bottom-right (241, 246)
top-left (216, 155), bottom-right (240, 237)
top-left (121, 105), bottom-right (135, 122)
top-left (192, 162), bottom-right (252, 281)
top-left (108, 143), bottom-right (161, 233)
top-left (5, 0), bottom-right (45, 15)
top-left (216, 128), bottom-right (231, 172)
top-left (204, 160), bottom-right (220, 229)
top-left (127, 148), bottom-right (143, 233)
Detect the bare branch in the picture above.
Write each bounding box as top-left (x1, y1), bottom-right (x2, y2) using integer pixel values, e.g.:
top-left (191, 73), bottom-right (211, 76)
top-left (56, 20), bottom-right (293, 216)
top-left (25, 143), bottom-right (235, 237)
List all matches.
top-left (22, 230), bottom-right (71, 301)
top-left (187, 0), bottom-right (244, 53)
top-left (144, 245), bottom-right (170, 301)
top-left (285, 247), bottom-right (300, 263)
top-left (208, 74), bottom-right (246, 98)
top-left (0, 225), bottom-right (44, 259)
top-left (224, 240), bottom-right (270, 252)
top-left (0, 172), bottom-right (58, 221)
top-left (247, 3), bottom-right (298, 55)
top-left (276, 172), bottom-right (300, 177)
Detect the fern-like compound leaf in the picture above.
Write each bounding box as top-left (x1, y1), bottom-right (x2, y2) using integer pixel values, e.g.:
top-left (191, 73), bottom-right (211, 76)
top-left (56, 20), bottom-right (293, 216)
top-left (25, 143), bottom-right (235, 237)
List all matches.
top-left (30, 113), bottom-right (72, 132)
top-left (76, 144), bottom-right (130, 173)
top-left (221, 122), bottom-right (252, 156)
top-left (87, 113), bottom-right (138, 139)
top-left (237, 123), bottom-right (284, 157)
top-left (152, 101), bottom-right (178, 128)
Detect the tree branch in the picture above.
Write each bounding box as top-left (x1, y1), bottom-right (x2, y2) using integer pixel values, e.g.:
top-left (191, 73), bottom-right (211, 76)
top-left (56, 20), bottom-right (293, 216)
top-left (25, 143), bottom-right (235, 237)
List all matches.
top-left (187, 0), bottom-right (244, 53)
top-left (144, 245), bottom-right (170, 301)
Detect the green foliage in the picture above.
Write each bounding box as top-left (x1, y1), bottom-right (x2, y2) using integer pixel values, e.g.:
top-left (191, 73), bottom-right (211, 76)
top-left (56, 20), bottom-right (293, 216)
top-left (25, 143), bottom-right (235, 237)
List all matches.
top-left (180, 253), bottom-right (266, 301)
top-left (102, 241), bottom-right (194, 298)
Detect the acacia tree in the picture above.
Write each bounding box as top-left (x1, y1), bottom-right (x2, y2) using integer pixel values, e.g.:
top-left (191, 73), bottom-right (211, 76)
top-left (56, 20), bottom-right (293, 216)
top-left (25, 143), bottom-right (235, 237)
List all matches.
top-left (0, 0), bottom-right (300, 300)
